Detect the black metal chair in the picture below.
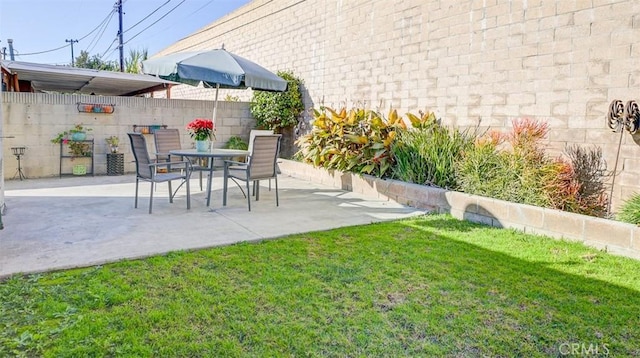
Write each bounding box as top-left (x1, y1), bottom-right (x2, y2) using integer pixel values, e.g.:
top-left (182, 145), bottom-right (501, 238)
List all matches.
top-left (223, 134), bottom-right (282, 211)
top-left (128, 132), bottom-right (191, 214)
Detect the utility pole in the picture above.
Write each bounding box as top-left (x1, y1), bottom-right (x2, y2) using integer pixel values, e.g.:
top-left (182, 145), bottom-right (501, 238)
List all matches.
top-left (65, 39), bottom-right (78, 66)
top-left (117, 0), bottom-right (124, 72)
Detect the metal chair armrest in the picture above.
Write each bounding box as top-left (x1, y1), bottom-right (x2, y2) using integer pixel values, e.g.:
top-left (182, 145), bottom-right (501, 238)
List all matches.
top-left (224, 160), bottom-right (247, 167)
top-left (149, 160), bottom-right (192, 170)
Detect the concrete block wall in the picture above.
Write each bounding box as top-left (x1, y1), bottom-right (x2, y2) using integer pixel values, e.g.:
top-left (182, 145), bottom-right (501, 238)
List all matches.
top-left (158, 0), bottom-right (640, 212)
top-left (279, 159), bottom-right (640, 260)
top-left (1, 93), bottom-right (255, 179)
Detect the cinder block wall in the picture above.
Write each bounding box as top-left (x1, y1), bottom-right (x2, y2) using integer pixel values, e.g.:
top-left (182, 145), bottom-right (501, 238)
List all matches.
top-left (159, 0), bottom-right (640, 212)
top-left (1, 93), bottom-right (254, 179)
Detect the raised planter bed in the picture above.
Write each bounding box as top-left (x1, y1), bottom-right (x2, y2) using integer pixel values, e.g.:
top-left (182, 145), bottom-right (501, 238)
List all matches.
top-left (278, 159), bottom-right (640, 260)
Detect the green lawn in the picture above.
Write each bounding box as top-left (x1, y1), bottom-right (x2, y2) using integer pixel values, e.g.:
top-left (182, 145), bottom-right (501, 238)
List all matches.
top-left (2, 214), bottom-right (639, 357)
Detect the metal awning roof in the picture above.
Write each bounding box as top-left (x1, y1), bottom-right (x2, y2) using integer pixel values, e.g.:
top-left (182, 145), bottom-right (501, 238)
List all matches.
top-left (1, 60), bottom-right (179, 96)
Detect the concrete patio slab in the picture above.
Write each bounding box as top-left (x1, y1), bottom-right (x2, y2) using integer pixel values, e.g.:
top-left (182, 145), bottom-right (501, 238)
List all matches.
top-left (0, 173), bottom-right (425, 278)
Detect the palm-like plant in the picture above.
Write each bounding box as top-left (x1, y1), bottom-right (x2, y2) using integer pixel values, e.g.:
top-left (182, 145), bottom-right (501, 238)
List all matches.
top-left (617, 193), bottom-right (640, 225)
top-left (124, 49), bottom-right (148, 74)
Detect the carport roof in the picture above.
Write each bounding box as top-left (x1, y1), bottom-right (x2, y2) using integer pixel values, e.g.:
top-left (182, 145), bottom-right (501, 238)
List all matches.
top-left (1, 60), bottom-right (178, 96)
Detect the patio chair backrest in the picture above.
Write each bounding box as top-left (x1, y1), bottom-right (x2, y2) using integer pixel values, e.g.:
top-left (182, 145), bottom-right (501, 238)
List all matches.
top-left (154, 128), bottom-right (181, 161)
top-left (128, 132), bottom-right (153, 179)
top-left (248, 129), bottom-right (274, 156)
top-left (248, 134), bottom-right (281, 179)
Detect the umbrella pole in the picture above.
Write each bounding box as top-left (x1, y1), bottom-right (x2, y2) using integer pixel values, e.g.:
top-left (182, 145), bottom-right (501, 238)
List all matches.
top-left (212, 83), bottom-right (220, 147)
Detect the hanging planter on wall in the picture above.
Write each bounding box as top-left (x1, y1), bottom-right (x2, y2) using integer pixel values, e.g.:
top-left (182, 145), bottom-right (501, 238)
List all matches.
top-left (77, 103), bottom-right (115, 114)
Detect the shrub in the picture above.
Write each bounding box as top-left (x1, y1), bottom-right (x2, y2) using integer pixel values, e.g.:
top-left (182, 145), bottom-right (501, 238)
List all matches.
top-left (457, 119), bottom-right (609, 217)
top-left (391, 111), bottom-right (475, 189)
top-left (297, 110), bottom-right (611, 218)
top-left (223, 136), bottom-right (248, 150)
top-left (538, 146), bottom-right (609, 217)
top-left (295, 107), bottom-right (405, 178)
top-left (457, 119), bottom-right (556, 207)
top-left (617, 193), bottom-right (640, 225)
top-left (561, 145), bottom-right (609, 217)
top-left (250, 70), bottom-right (304, 132)
top-left (456, 138), bottom-right (512, 200)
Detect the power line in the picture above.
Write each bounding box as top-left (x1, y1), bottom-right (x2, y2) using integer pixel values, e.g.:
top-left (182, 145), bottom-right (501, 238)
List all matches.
top-left (124, 0), bottom-right (186, 45)
top-left (179, 0), bottom-right (304, 52)
top-left (183, 0), bottom-right (216, 19)
top-left (99, 36), bottom-right (120, 61)
top-left (124, 0), bottom-right (171, 34)
top-left (77, 7), bottom-right (118, 42)
top-left (15, 43), bottom-right (69, 56)
top-left (185, 0), bottom-right (272, 40)
top-left (83, 9), bottom-right (118, 53)
top-left (125, 0), bottom-right (214, 49)
top-left (10, 5), bottom-right (117, 58)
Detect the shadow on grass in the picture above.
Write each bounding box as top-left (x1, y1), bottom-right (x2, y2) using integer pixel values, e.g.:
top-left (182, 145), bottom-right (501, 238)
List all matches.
top-left (386, 216), bottom-right (640, 356)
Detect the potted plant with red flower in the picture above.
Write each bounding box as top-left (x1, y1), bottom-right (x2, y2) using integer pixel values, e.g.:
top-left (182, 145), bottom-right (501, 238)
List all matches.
top-left (186, 118), bottom-right (215, 152)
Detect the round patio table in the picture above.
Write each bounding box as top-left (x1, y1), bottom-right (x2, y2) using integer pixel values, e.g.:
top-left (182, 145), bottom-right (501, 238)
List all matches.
top-left (169, 148), bottom-right (249, 207)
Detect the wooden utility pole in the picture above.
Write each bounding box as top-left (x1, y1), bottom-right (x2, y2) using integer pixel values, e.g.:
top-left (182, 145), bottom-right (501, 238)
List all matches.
top-left (65, 39), bottom-right (78, 66)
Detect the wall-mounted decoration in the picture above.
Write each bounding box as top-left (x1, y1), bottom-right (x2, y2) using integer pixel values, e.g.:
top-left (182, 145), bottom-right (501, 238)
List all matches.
top-left (77, 103), bottom-right (115, 114)
top-left (607, 99), bottom-right (639, 134)
top-left (132, 124), bottom-right (167, 134)
top-left (605, 99), bottom-right (640, 214)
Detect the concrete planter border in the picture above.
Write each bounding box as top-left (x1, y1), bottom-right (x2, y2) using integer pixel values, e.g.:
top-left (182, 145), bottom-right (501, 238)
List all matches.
top-left (278, 159), bottom-right (640, 260)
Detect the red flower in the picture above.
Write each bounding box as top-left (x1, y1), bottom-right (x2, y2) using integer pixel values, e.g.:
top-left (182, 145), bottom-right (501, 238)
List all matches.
top-left (186, 118), bottom-right (215, 140)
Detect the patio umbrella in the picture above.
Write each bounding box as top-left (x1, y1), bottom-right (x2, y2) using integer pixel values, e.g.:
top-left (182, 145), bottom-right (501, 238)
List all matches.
top-left (141, 48), bottom-right (287, 130)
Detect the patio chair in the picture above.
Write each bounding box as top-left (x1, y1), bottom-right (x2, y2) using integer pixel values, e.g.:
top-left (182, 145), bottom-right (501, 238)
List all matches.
top-left (248, 129), bottom-right (274, 194)
top-left (128, 132), bottom-right (191, 214)
top-left (154, 128), bottom-right (205, 190)
top-left (223, 134), bottom-right (282, 211)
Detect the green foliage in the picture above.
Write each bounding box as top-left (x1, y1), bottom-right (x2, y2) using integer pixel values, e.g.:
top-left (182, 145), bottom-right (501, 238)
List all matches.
top-left (295, 106), bottom-right (406, 177)
top-left (124, 48), bottom-right (148, 74)
top-left (51, 123), bottom-right (93, 157)
top-left (456, 120), bottom-right (609, 217)
top-left (74, 50), bottom-right (118, 71)
top-left (457, 119), bottom-right (557, 207)
top-left (406, 111), bottom-right (439, 129)
top-left (298, 110), bottom-right (610, 217)
top-left (391, 112), bottom-right (475, 189)
top-left (51, 123), bottom-right (92, 144)
top-left (2, 215), bottom-right (640, 356)
top-left (617, 193), bottom-right (640, 225)
top-left (250, 70), bottom-right (304, 132)
top-left (105, 136), bottom-right (120, 153)
top-left (66, 141), bottom-right (92, 157)
top-left (223, 94), bottom-right (240, 102)
top-left (74, 49), bottom-right (147, 73)
top-left (105, 136), bottom-right (119, 147)
top-left (454, 139), bottom-right (506, 199)
top-left (223, 135), bottom-right (248, 150)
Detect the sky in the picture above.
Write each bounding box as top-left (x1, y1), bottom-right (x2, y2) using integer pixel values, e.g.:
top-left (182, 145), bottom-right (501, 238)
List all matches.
top-left (0, 0), bottom-right (252, 65)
